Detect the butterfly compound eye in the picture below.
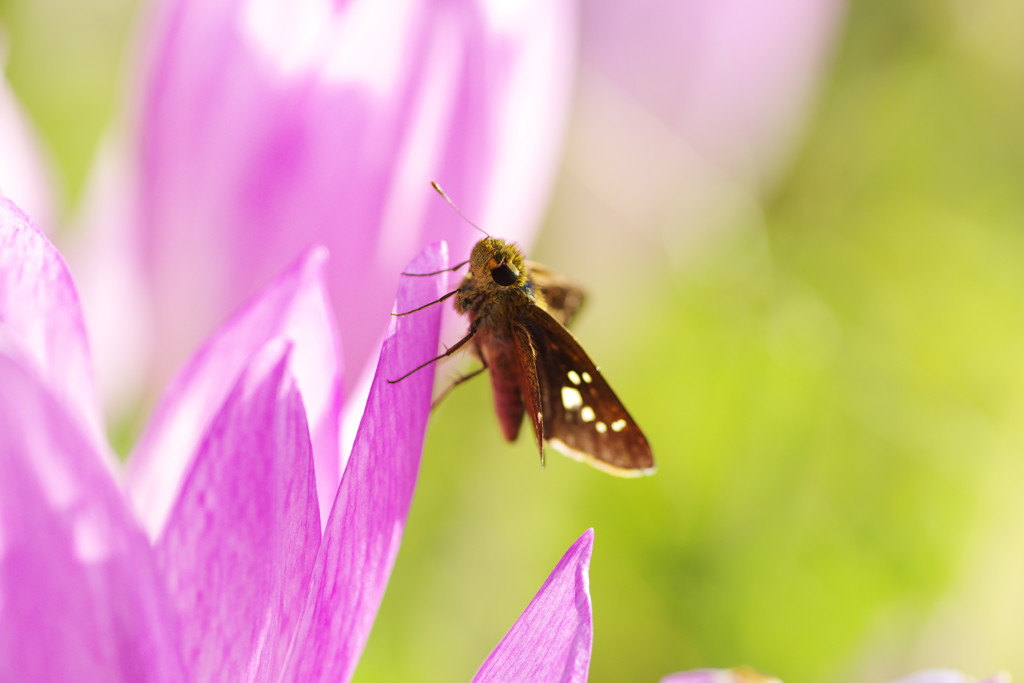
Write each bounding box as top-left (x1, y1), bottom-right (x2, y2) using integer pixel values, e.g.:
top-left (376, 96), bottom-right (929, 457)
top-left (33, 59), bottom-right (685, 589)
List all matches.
top-left (490, 262), bottom-right (519, 286)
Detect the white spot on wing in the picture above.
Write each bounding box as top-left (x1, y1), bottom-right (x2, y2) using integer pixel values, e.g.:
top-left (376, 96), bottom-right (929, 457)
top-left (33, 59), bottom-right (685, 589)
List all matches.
top-left (561, 386), bottom-right (583, 410)
top-left (567, 371), bottom-right (581, 385)
top-left (580, 406), bottom-right (596, 422)
top-left (581, 371), bottom-right (593, 384)
top-left (611, 419), bottom-right (627, 432)
top-left (595, 421), bottom-right (607, 434)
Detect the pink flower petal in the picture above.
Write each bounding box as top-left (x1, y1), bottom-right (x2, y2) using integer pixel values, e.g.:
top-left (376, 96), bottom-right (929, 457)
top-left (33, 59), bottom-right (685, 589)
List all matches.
top-left (154, 339), bottom-right (320, 680)
top-left (473, 529), bottom-right (595, 683)
top-left (135, 0), bottom-right (574, 384)
top-left (0, 351), bottom-right (184, 681)
top-left (0, 195), bottom-right (105, 450)
top-left (126, 246), bottom-right (343, 538)
top-left (280, 241), bottom-right (448, 681)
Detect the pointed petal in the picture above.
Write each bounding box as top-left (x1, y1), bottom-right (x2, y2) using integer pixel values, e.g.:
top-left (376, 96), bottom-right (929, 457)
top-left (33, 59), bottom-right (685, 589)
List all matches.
top-left (0, 351), bottom-right (184, 681)
top-left (126, 246), bottom-right (343, 538)
top-left (155, 340), bottom-right (320, 680)
top-left (473, 529), bottom-right (595, 683)
top-left (0, 195), bottom-right (106, 451)
top-left (280, 241), bottom-right (448, 681)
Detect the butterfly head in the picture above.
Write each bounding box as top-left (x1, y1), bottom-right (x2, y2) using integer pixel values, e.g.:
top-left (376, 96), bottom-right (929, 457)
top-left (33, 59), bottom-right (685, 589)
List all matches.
top-left (470, 237), bottom-right (527, 289)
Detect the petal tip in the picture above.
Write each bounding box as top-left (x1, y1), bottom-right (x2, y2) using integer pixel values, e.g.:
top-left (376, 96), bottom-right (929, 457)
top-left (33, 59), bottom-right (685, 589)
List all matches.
top-left (573, 528), bottom-right (595, 563)
top-left (404, 240), bottom-right (449, 275)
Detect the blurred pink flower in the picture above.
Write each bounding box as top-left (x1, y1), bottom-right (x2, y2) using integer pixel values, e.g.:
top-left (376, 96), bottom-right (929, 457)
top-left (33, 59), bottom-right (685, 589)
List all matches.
top-left (0, 196), bottom-right (594, 681)
top-left (128, 0), bottom-right (576, 392)
top-left (581, 0), bottom-right (845, 181)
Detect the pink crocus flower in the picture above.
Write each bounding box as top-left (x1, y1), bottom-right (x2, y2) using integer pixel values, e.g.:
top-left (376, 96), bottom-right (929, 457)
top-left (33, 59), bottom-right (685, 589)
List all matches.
top-left (115, 0), bottom-right (576, 396)
top-left (0, 195), bottom-right (593, 681)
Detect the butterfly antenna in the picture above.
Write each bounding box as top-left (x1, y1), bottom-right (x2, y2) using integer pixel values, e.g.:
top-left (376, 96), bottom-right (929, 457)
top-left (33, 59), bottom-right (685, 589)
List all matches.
top-left (431, 181), bottom-right (489, 237)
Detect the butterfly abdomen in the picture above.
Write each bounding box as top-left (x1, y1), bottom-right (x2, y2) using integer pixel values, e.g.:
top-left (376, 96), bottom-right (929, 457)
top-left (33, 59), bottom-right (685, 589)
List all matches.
top-left (473, 327), bottom-right (528, 442)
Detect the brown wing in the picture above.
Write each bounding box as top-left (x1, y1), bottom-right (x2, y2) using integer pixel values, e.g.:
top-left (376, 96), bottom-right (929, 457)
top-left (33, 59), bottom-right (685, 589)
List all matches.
top-left (524, 306), bottom-right (655, 476)
top-left (511, 324), bottom-right (545, 460)
top-left (526, 261), bottom-right (585, 328)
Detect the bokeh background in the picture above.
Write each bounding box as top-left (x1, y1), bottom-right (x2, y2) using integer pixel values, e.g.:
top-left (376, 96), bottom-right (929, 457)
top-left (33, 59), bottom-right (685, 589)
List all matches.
top-left (3, 0), bottom-right (1024, 681)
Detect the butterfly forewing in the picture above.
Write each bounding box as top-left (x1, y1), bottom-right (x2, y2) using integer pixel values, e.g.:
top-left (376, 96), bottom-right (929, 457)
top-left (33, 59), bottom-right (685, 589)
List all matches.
top-left (523, 306), bottom-right (655, 476)
top-left (512, 324), bottom-right (545, 456)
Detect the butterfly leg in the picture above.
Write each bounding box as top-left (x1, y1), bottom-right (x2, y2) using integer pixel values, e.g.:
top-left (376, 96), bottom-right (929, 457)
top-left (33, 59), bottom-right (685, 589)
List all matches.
top-left (392, 288), bottom-right (460, 317)
top-left (387, 323), bottom-right (478, 384)
top-left (401, 259), bottom-right (470, 277)
top-left (431, 362), bottom-right (488, 410)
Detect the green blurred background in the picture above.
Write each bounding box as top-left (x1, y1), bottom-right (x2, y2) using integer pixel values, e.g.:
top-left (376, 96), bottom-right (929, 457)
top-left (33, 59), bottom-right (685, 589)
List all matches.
top-left (3, 0), bottom-right (1024, 680)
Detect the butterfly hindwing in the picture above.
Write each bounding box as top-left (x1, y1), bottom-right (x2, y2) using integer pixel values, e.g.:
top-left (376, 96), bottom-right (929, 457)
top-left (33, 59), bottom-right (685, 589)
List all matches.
top-left (527, 261), bottom-right (586, 328)
top-left (524, 306), bottom-right (655, 476)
